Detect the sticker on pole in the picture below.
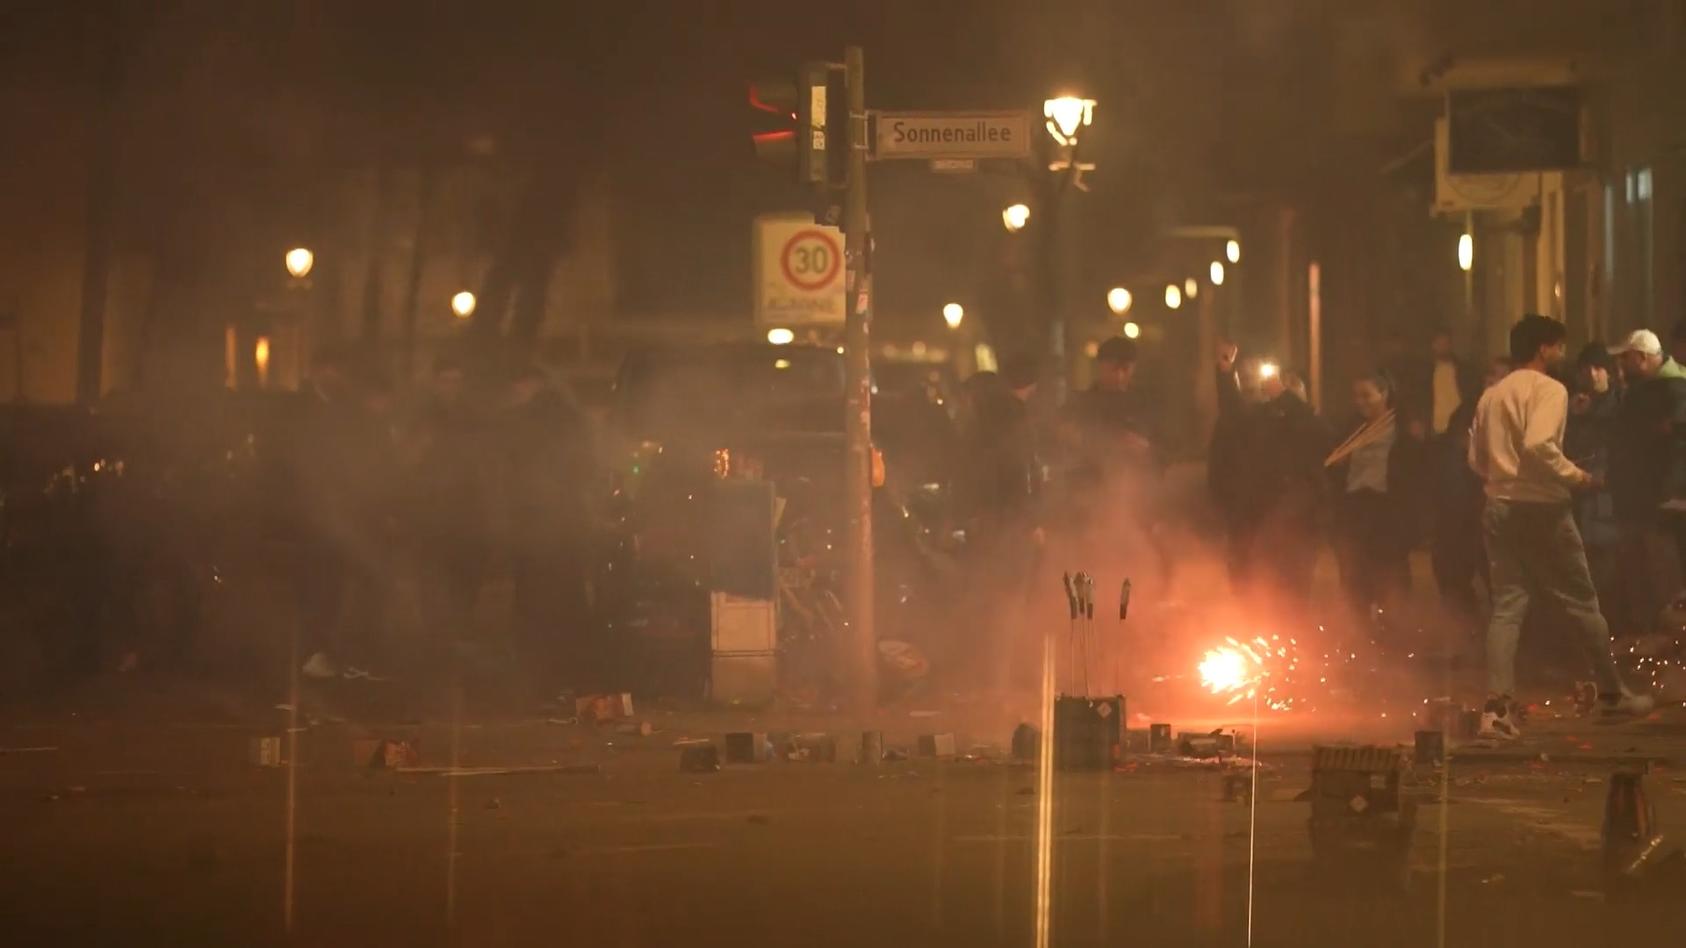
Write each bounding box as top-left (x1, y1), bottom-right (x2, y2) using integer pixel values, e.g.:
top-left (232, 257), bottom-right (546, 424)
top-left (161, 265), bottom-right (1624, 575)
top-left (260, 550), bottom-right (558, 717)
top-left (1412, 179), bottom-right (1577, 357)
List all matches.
top-left (754, 213), bottom-right (845, 327)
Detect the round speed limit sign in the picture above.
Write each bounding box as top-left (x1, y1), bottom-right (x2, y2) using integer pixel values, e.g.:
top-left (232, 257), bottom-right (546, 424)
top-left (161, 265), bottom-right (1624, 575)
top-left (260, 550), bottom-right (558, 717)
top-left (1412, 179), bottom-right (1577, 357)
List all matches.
top-left (779, 229), bottom-right (842, 292)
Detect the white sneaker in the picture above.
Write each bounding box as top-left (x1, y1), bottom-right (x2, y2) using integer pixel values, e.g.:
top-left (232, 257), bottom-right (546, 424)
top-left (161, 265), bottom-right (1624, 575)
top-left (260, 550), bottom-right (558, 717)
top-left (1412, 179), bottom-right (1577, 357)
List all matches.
top-left (301, 651), bottom-right (339, 680)
top-left (341, 665), bottom-right (386, 682)
top-left (1477, 711), bottom-right (1521, 741)
top-left (1477, 697), bottom-right (1521, 740)
top-left (1598, 690), bottom-right (1655, 718)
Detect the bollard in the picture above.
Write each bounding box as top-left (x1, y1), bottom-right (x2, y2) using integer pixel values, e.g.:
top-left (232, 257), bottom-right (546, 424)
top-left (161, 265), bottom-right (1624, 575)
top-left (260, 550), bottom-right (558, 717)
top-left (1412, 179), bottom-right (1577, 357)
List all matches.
top-left (1413, 730), bottom-right (1445, 765)
top-left (917, 733), bottom-right (957, 758)
top-left (1149, 723), bottom-right (1173, 754)
top-left (859, 730), bottom-right (883, 766)
top-left (679, 742), bottom-right (721, 773)
top-left (1011, 724), bottom-right (1040, 761)
top-left (723, 732), bottom-right (769, 764)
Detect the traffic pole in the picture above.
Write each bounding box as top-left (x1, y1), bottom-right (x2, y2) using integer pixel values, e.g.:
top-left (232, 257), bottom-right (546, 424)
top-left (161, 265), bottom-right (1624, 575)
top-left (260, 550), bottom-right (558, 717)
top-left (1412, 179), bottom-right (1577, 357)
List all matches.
top-left (842, 45), bottom-right (877, 713)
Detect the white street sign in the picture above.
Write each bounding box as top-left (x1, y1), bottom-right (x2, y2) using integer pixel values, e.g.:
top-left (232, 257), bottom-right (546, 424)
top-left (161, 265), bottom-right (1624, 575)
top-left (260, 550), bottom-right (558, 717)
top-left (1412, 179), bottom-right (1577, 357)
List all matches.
top-left (753, 214), bottom-right (845, 327)
top-left (872, 111), bottom-right (1031, 160)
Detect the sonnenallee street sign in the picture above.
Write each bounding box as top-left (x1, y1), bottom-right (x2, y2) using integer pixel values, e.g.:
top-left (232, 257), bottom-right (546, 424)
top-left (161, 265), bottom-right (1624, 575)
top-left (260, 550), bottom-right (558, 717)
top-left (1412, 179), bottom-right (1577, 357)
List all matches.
top-left (871, 111), bottom-right (1031, 160)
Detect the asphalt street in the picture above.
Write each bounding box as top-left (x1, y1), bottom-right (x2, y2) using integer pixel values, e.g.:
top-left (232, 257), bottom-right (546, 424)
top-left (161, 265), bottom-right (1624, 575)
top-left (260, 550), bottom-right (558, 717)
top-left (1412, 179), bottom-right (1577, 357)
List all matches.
top-left (5, 702), bottom-right (1686, 948)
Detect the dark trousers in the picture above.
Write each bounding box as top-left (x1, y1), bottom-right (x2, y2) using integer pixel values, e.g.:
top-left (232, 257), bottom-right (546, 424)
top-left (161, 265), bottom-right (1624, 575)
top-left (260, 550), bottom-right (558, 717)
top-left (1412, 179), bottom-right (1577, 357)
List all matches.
top-left (1226, 499), bottom-right (1318, 615)
top-left (1337, 489), bottom-right (1410, 624)
top-left (511, 541), bottom-right (590, 680)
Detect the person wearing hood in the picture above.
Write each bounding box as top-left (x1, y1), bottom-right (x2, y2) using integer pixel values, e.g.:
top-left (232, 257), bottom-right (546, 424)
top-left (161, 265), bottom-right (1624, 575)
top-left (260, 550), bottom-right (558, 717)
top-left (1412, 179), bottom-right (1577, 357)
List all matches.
top-left (1565, 342), bottom-right (1625, 632)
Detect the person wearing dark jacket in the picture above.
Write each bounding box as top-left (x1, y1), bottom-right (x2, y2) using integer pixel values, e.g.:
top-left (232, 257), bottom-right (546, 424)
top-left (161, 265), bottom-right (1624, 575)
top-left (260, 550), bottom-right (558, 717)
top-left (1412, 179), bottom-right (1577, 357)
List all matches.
top-left (955, 358), bottom-right (1044, 686)
top-left (1209, 344), bottom-right (1328, 613)
top-left (1607, 329), bottom-right (1686, 634)
top-left (497, 366), bottom-right (597, 684)
top-left (1566, 343), bottom-right (1625, 632)
top-left (1430, 357), bottom-right (1511, 628)
top-left (1324, 370), bottom-right (1424, 635)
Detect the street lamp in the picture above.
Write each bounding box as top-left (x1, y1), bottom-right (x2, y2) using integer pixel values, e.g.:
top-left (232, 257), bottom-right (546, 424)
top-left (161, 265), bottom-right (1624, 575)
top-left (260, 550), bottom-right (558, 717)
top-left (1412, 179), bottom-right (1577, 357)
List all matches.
top-left (254, 336), bottom-right (271, 388)
top-left (767, 327), bottom-right (795, 345)
top-left (1225, 239), bottom-right (1241, 264)
top-left (1122, 321), bottom-right (1141, 340)
top-left (1106, 287), bottom-right (1133, 315)
top-left (1184, 277), bottom-right (1199, 300)
top-left (284, 247), bottom-right (314, 279)
top-left (942, 302), bottom-right (965, 330)
top-left (1458, 232), bottom-right (1474, 272)
top-left (1002, 203), bottom-right (1031, 233)
top-left (1043, 96), bottom-right (1095, 147)
top-left (1209, 261), bottom-right (1225, 286)
top-left (1164, 283), bottom-right (1183, 310)
top-left (451, 290), bottom-right (477, 319)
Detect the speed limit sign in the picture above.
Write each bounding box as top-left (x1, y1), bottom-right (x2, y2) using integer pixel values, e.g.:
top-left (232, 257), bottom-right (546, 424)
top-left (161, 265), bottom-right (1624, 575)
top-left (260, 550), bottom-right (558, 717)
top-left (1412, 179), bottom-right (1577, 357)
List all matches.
top-left (754, 213), bottom-right (845, 327)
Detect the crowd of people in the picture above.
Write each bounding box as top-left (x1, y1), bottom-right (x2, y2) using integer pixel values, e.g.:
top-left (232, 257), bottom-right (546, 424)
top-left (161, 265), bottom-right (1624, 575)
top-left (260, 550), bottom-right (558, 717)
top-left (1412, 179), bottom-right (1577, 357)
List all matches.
top-left (287, 349), bottom-right (598, 691)
top-left (946, 315), bottom-right (1686, 731)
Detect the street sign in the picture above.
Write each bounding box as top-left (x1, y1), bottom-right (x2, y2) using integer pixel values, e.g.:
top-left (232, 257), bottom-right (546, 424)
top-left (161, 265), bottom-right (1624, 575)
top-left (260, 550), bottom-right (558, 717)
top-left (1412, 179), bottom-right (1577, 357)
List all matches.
top-left (753, 213), bottom-right (845, 327)
top-left (872, 110), bottom-right (1031, 160)
top-left (928, 158), bottom-right (976, 174)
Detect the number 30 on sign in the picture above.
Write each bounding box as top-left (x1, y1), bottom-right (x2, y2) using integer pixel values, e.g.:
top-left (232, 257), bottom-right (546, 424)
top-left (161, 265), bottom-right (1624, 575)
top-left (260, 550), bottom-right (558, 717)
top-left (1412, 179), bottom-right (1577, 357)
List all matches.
top-left (754, 213), bottom-right (846, 328)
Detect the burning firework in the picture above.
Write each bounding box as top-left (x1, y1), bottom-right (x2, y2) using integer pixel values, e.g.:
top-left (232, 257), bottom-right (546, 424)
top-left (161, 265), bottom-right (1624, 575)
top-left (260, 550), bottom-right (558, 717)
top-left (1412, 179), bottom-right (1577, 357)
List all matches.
top-left (1197, 635), bottom-right (1307, 711)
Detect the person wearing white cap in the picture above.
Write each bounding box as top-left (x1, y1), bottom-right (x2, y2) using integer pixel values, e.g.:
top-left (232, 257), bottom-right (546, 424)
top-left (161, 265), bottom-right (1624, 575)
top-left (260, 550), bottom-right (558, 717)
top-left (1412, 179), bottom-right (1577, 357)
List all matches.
top-left (1609, 329), bottom-right (1684, 383)
top-left (1607, 327), bottom-right (1686, 638)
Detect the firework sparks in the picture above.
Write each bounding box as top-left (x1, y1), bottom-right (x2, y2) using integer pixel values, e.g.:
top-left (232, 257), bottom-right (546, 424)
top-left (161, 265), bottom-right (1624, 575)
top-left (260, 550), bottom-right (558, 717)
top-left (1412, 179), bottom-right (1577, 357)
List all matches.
top-left (1197, 635), bottom-right (1310, 712)
top-left (1199, 646), bottom-right (1252, 695)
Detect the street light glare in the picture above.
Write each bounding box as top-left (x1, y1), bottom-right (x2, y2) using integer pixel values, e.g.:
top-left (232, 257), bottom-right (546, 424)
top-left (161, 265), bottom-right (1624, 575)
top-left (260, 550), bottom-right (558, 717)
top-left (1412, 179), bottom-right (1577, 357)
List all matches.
top-left (1002, 203), bottom-right (1031, 233)
top-left (1458, 232), bottom-right (1474, 272)
top-left (1122, 321), bottom-right (1141, 340)
top-left (1043, 96), bottom-right (1094, 146)
top-left (767, 327), bottom-right (795, 345)
top-left (450, 290), bottom-right (477, 318)
top-left (1184, 277), bottom-right (1199, 299)
top-left (942, 302), bottom-right (965, 330)
top-left (1164, 283), bottom-right (1182, 310)
top-left (1106, 286), bottom-right (1133, 315)
top-left (1209, 260), bottom-right (1225, 286)
top-left (1226, 239), bottom-right (1241, 264)
top-left (284, 247), bottom-right (314, 279)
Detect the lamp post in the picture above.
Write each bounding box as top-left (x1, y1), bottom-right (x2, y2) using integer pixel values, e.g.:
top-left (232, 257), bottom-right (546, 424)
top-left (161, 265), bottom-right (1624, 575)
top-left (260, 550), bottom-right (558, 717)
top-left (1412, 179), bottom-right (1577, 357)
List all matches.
top-left (1037, 95), bottom-right (1095, 398)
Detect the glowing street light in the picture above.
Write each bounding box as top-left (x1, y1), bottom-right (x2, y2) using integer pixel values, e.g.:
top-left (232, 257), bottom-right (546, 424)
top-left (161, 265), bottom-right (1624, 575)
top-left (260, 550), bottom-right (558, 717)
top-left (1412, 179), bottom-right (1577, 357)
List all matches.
top-left (941, 302), bottom-right (965, 330)
top-left (1259, 361), bottom-right (1280, 380)
top-left (1106, 286), bottom-right (1133, 315)
top-left (1457, 232), bottom-right (1474, 272)
top-left (1122, 321), bottom-right (1141, 340)
top-left (284, 247), bottom-right (314, 279)
top-left (1209, 260), bottom-right (1225, 286)
top-left (450, 290), bottom-right (477, 319)
top-left (1043, 96), bottom-right (1095, 147)
top-left (1002, 203), bottom-right (1031, 233)
top-left (254, 336), bottom-right (271, 387)
top-left (767, 327), bottom-right (795, 345)
top-left (1184, 277), bottom-right (1199, 300)
top-left (1225, 239), bottom-right (1241, 264)
top-left (1164, 283), bottom-right (1182, 310)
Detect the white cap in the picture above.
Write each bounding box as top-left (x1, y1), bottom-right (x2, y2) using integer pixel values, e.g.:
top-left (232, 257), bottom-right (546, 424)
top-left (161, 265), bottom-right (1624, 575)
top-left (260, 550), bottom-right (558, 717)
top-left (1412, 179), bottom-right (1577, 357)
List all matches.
top-left (1610, 329), bottom-right (1663, 357)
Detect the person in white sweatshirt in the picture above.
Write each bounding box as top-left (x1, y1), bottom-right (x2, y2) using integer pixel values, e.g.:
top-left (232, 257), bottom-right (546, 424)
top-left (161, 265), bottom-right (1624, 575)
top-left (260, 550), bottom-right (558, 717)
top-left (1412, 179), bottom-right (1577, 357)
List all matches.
top-left (1467, 314), bottom-right (1653, 739)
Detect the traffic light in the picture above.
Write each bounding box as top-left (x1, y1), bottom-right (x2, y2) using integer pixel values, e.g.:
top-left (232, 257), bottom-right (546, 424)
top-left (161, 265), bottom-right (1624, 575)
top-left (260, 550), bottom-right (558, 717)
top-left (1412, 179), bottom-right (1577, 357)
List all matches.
top-left (749, 62), bottom-right (839, 189)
